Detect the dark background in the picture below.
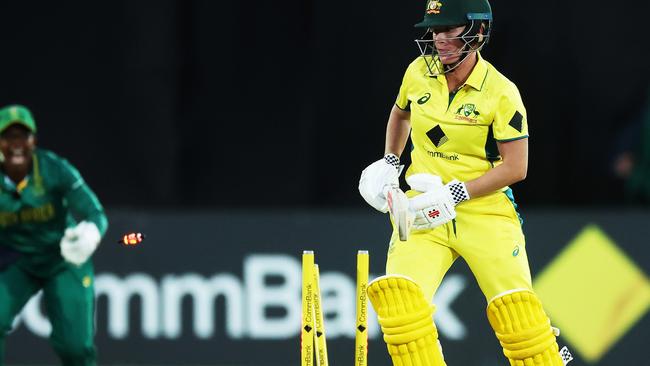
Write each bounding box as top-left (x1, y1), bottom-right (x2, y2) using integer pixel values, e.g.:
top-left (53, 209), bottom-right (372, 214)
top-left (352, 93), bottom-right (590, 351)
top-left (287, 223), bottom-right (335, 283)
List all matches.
top-left (1, 2), bottom-right (649, 365)
top-left (0, 0), bottom-right (648, 208)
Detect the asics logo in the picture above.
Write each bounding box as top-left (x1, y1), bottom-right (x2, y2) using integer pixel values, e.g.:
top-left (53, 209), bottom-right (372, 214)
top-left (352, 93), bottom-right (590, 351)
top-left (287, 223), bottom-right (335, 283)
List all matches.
top-left (512, 245), bottom-right (520, 257)
top-left (417, 93), bottom-right (431, 104)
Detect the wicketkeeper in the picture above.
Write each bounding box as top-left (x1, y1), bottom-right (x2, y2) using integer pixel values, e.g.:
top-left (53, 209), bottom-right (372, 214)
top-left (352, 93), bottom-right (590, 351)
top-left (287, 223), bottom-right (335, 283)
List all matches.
top-left (359, 1), bottom-right (569, 365)
top-left (0, 105), bottom-right (108, 366)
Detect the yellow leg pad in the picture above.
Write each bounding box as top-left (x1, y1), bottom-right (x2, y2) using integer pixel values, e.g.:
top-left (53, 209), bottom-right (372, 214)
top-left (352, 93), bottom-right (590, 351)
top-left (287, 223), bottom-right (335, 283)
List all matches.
top-left (367, 275), bottom-right (446, 366)
top-left (487, 291), bottom-right (563, 366)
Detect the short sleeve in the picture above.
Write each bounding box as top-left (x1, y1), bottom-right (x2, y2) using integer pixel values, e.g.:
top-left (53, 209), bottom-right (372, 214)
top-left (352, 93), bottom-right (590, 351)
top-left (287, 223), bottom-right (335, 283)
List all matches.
top-left (395, 65), bottom-right (413, 111)
top-left (492, 84), bottom-right (529, 141)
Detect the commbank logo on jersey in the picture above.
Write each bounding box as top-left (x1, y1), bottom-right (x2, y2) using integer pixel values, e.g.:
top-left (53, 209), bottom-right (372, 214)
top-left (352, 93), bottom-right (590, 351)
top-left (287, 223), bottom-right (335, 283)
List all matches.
top-left (427, 150), bottom-right (459, 160)
top-left (417, 93), bottom-right (431, 104)
top-left (426, 125), bottom-right (448, 148)
top-left (426, 0), bottom-right (443, 14)
top-left (454, 103), bottom-right (480, 123)
top-left (508, 111), bottom-right (524, 132)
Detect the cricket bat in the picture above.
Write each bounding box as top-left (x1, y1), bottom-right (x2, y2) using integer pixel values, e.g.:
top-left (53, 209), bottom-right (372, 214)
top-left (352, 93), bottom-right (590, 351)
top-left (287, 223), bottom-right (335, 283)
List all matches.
top-left (386, 185), bottom-right (413, 241)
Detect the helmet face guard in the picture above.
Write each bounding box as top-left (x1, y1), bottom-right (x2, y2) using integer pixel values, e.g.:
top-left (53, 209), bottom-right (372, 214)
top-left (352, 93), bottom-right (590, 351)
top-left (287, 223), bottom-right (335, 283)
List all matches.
top-left (414, 0), bottom-right (493, 76)
top-left (415, 16), bottom-right (492, 76)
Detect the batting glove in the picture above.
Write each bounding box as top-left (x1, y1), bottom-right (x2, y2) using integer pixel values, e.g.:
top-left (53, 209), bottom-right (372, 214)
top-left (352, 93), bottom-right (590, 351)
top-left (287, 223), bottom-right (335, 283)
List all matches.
top-left (407, 174), bottom-right (470, 230)
top-left (359, 154), bottom-right (403, 213)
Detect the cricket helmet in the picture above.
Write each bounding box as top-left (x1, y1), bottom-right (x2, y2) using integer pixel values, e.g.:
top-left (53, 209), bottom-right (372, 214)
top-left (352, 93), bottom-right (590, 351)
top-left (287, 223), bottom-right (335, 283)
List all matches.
top-left (414, 0), bottom-right (492, 76)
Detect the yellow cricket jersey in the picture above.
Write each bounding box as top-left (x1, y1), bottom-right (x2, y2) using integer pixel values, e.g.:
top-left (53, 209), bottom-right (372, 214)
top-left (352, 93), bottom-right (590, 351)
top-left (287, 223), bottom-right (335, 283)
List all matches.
top-left (396, 53), bottom-right (528, 191)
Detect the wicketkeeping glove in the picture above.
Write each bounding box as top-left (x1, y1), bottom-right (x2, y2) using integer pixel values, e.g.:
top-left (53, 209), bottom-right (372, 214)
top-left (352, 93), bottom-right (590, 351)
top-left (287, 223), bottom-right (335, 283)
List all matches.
top-left (60, 221), bottom-right (101, 266)
top-left (359, 154), bottom-right (403, 213)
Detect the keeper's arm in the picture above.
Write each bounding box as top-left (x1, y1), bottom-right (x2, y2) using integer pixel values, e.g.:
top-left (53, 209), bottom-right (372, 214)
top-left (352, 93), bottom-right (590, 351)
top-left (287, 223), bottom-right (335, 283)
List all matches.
top-left (465, 137), bottom-right (528, 198)
top-left (59, 159), bottom-right (109, 236)
top-left (66, 183), bottom-right (108, 236)
top-left (385, 105), bottom-right (411, 158)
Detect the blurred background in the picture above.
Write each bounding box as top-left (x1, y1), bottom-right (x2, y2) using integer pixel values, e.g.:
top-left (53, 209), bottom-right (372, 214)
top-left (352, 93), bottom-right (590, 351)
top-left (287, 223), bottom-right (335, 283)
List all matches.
top-left (1, 0), bottom-right (648, 365)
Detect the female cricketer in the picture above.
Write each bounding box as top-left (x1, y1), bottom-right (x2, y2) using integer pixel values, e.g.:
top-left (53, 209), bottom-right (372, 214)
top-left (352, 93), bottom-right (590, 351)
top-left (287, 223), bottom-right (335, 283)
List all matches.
top-left (358, 1), bottom-right (568, 365)
top-left (0, 105), bottom-right (108, 366)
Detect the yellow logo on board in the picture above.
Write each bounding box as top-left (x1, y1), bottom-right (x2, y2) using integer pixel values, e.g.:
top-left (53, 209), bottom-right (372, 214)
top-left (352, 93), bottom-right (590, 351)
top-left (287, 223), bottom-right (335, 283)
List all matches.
top-left (534, 225), bottom-right (650, 362)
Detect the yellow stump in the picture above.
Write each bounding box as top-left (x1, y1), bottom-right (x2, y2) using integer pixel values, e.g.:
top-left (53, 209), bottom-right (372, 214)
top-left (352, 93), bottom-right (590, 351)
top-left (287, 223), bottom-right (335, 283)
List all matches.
top-left (355, 250), bottom-right (369, 366)
top-left (313, 264), bottom-right (329, 366)
top-left (301, 251), bottom-right (315, 366)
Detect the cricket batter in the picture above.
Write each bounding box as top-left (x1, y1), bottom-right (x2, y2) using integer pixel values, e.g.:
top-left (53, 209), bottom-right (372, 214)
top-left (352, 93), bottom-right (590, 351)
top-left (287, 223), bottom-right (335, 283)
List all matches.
top-left (358, 1), bottom-right (567, 365)
top-left (0, 105), bottom-right (107, 366)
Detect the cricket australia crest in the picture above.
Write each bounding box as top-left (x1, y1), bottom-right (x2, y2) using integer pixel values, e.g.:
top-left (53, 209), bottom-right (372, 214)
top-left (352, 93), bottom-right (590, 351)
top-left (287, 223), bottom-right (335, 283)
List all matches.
top-left (426, 0), bottom-right (443, 14)
top-left (455, 103), bottom-right (481, 123)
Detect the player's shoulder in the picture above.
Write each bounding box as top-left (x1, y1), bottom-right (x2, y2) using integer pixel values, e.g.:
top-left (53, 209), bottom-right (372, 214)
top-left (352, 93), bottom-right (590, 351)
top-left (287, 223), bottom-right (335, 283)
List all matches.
top-left (35, 148), bottom-right (77, 171)
top-left (407, 56), bottom-right (426, 69)
top-left (483, 59), bottom-right (522, 98)
top-left (36, 148), bottom-right (63, 164)
top-left (404, 56), bottom-right (429, 78)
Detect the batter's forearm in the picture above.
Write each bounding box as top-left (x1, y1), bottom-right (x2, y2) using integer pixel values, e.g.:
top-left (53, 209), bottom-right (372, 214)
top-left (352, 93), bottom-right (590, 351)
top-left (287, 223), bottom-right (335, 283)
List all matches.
top-left (385, 105), bottom-right (411, 157)
top-left (465, 162), bottom-right (527, 198)
top-left (465, 137), bottom-right (528, 198)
